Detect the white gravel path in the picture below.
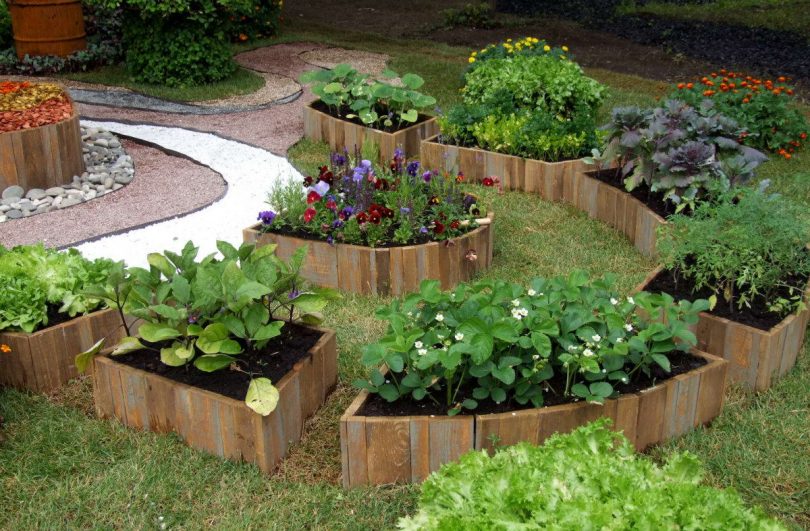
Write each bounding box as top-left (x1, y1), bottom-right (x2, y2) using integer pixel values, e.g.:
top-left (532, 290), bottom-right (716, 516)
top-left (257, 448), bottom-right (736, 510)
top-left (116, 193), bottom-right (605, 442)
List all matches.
top-left (74, 121), bottom-right (300, 267)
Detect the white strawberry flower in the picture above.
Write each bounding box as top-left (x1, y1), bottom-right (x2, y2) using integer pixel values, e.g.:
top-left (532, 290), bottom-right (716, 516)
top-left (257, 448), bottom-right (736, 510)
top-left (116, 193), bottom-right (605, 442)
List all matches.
top-left (583, 348), bottom-right (595, 357)
top-left (592, 334), bottom-right (601, 343)
top-left (624, 323), bottom-right (633, 332)
top-left (627, 296), bottom-right (635, 305)
top-left (610, 297), bottom-right (618, 305)
top-left (527, 289), bottom-right (537, 296)
top-left (418, 348), bottom-right (427, 356)
top-left (435, 313), bottom-right (444, 322)
top-left (455, 332), bottom-right (464, 341)
top-left (414, 341), bottom-right (423, 349)
top-left (512, 299), bottom-right (520, 307)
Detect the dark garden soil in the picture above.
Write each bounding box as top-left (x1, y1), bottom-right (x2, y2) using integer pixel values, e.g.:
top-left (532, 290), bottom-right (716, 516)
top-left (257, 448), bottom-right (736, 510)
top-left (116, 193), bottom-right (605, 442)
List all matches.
top-left (41, 304), bottom-right (81, 329)
top-left (357, 351), bottom-right (706, 417)
top-left (587, 168), bottom-right (677, 219)
top-left (429, 135), bottom-right (582, 164)
top-left (310, 100), bottom-right (433, 133)
top-left (113, 323), bottom-right (322, 401)
top-left (645, 268), bottom-right (810, 331)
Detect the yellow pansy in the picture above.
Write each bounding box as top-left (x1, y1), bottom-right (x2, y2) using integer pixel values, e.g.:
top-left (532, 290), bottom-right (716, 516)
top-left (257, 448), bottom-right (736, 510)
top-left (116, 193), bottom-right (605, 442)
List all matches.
top-left (543, 45), bottom-right (551, 52)
top-left (562, 45), bottom-right (569, 52)
top-left (468, 57), bottom-right (475, 63)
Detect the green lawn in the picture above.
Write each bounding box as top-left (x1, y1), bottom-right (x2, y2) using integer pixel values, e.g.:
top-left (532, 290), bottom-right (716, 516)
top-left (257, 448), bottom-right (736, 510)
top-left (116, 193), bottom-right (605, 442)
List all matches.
top-left (2, 27), bottom-right (809, 530)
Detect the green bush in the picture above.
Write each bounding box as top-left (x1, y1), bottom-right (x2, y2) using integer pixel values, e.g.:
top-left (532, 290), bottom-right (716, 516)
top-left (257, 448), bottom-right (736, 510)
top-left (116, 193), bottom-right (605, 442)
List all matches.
top-left (0, 0), bottom-right (12, 50)
top-left (658, 187), bottom-right (810, 317)
top-left (229, 0), bottom-right (282, 42)
top-left (442, 2), bottom-right (495, 29)
top-left (439, 53), bottom-right (604, 161)
top-left (399, 419), bottom-right (786, 530)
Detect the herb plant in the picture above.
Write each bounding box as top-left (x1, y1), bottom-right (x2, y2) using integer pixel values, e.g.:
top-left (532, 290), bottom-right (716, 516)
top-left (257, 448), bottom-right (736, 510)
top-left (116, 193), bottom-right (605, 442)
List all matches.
top-left (259, 150), bottom-right (489, 247)
top-left (77, 240), bottom-right (339, 415)
top-left (671, 69), bottom-right (808, 156)
top-left (0, 244), bottom-right (113, 333)
top-left (300, 64), bottom-right (437, 132)
top-left (658, 187), bottom-right (810, 317)
top-left (599, 99), bottom-right (768, 211)
top-left (399, 419), bottom-right (786, 530)
top-left (355, 272), bottom-right (706, 415)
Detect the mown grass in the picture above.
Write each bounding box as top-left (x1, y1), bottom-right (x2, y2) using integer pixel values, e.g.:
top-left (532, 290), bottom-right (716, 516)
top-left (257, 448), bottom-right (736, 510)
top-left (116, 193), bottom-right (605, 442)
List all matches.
top-left (63, 66), bottom-right (266, 103)
top-left (2, 24), bottom-right (810, 530)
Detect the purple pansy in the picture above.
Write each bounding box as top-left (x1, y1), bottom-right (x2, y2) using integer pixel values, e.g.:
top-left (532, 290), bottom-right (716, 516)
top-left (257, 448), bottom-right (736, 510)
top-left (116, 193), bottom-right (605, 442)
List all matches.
top-left (312, 180), bottom-right (330, 196)
top-left (257, 210), bottom-right (276, 224)
top-left (422, 170), bottom-right (432, 183)
top-left (406, 161), bottom-right (420, 176)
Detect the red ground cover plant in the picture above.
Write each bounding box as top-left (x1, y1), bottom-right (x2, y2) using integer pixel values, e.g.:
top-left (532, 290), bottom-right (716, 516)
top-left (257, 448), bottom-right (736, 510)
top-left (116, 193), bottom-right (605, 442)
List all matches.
top-left (671, 70), bottom-right (808, 158)
top-left (0, 81), bottom-right (73, 133)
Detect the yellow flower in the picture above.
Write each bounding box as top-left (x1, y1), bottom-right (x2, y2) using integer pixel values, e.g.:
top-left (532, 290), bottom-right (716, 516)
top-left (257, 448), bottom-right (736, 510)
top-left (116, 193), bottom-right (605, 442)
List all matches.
top-left (562, 45), bottom-right (569, 52)
top-left (468, 57), bottom-right (475, 63)
top-left (506, 38), bottom-right (512, 42)
top-left (471, 51), bottom-right (477, 56)
top-left (543, 45), bottom-right (551, 52)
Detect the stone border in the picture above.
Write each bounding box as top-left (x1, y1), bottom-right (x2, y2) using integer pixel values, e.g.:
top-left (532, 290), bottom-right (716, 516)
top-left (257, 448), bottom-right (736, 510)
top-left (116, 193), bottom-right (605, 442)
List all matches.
top-left (92, 326), bottom-right (338, 475)
top-left (635, 267), bottom-right (810, 392)
top-left (0, 308), bottom-right (122, 393)
top-left (243, 213), bottom-right (494, 296)
top-left (340, 349), bottom-right (727, 487)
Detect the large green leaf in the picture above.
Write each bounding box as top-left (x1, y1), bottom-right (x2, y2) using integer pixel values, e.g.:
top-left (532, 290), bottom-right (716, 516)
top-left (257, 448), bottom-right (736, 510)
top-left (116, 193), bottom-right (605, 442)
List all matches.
top-left (75, 338), bottom-right (105, 373)
top-left (160, 343), bottom-right (187, 367)
top-left (111, 336), bottom-right (145, 356)
top-left (139, 322), bottom-right (182, 343)
top-left (194, 354), bottom-right (236, 372)
top-left (147, 253), bottom-right (175, 279)
top-left (245, 378), bottom-right (280, 416)
top-left (401, 73), bottom-right (425, 90)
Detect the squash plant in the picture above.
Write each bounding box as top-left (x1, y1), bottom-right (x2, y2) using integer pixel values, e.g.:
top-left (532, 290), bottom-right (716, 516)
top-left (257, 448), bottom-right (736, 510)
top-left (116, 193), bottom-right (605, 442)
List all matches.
top-left (300, 64), bottom-right (437, 131)
top-left (77, 240), bottom-right (339, 415)
top-left (355, 271), bottom-right (707, 415)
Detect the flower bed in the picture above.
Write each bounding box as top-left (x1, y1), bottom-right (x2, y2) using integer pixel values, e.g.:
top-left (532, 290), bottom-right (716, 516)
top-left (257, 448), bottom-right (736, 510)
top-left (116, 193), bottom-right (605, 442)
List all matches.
top-left (0, 244), bottom-right (120, 393)
top-left (301, 64), bottom-right (439, 160)
top-left (78, 240), bottom-right (339, 472)
top-left (341, 273), bottom-right (727, 486)
top-left (0, 81), bottom-right (85, 190)
top-left (247, 153), bottom-right (493, 295)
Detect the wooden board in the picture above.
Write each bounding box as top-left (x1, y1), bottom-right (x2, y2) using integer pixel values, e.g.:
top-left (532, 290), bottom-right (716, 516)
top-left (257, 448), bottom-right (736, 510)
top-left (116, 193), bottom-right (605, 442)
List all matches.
top-left (244, 213), bottom-right (494, 296)
top-left (635, 268), bottom-right (810, 392)
top-left (0, 97), bottom-right (85, 191)
top-left (91, 327), bottom-right (338, 475)
top-left (0, 308), bottom-right (122, 393)
top-left (303, 103), bottom-right (438, 162)
top-left (340, 349), bottom-right (726, 486)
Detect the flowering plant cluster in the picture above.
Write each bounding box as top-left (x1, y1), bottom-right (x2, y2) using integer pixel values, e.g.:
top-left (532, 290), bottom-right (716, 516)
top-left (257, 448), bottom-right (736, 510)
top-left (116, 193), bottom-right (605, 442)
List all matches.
top-left (599, 99), bottom-right (767, 211)
top-left (300, 64), bottom-right (437, 132)
top-left (258, 150), bottom-right (489, 247)
top-left (467, 36), bottom-right (569, 67)
top-left (355, 272), bottom-right (706, 415)
top-left (76, 240), bottom-right (339, 416)
top-left (440, 44), bottom-right (603, 162)
top-left (671, 70), bottom-right (808, 157)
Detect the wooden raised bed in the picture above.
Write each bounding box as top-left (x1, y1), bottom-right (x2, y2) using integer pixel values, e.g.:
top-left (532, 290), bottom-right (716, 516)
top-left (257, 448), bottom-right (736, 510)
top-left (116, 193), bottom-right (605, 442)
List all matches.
top-left (303, 102), bottom-right (438, 162)
top-left (635, 267), bottom-right (810, 392)
top-left (419, 135), bottom-right (589, 196)
top-left (340, 349), bottom-right (727, 487)
top-left (0, 308), bottom-right (122, 393)
top-left (243, 213), bottom-right (494, 296)
top-left (0, 95), bottom-right (85, 191)
top-left (91, 327), bottom-right (338, 474)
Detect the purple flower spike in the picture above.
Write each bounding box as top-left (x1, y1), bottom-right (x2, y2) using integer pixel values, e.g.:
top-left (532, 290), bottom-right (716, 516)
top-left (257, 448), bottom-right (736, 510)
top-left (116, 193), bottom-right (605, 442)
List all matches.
top-left (394, 147), bottom-right (404, 160)
top-left (257, 210), bottom-right (277, 224)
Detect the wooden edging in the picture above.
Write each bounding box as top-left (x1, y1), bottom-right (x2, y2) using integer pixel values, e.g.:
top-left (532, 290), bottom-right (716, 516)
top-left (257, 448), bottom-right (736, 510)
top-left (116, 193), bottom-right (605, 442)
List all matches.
top-left (303, 102), bottom-right (439, 162)
top-left (243, 212), bottom-right (494, 296)
top-left (0, 308), bottom-right (122, 393)
top-left (635, 266), bottom-right (810, 392)
top-left (339, 349), bottom-right (727, 487)
top-left (0, 93), bottom-right (86, 191)
top-left (91, 326), bottom-right (338, 474)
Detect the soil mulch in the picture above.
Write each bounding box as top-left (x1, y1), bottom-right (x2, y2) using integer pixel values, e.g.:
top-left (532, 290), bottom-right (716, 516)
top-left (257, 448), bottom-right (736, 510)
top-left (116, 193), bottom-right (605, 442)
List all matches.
top-left (113, 323), bottom-right (323, 401)
top-left (0, 96), bottom-right (73, 133)
top-left (645, 268), bottom-right (809, 331)
top-left (262, 222), bottom-right (475, 249)
top-left (310, 100), bottom-right (433, 133)
top-left (587, 168), bottom-right (678, 219)
top-left (357, 350), bottom-right (706, 417)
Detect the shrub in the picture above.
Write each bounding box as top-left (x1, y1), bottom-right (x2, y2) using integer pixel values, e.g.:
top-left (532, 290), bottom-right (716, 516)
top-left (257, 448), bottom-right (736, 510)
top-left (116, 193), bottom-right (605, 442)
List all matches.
top-left (354, 272), bottom-right (707, 415)
top-left (260, 150), bottom-right (488, 247)
top-left (671, 69), bottom-right (808, 157)
top-left (399, 419), bottom-right (786, 530)
top-left (76, 241), bottom-right (339, 415)
top-left (442, 2), bottom-right (495, 29)
top-left (467, 36), bottom-right (569, 68)
top-left (0, 0), bottom-right (11, 50)
top-left (658, 186), bottom-right (810, 316)
top-left (0, 244), bottom-right (113, 333)
top-left (228, 0), bottom-right (283, 42)
top-left (440, 51), bottom-right (604, 162)
top-left (599, 99), bottom-right (767, 211)
top-left (300, 64), bottom-right (437, 132)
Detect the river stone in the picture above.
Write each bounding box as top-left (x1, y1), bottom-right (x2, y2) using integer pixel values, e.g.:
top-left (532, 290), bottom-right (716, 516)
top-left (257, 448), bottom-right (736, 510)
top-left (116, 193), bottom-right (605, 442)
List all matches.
top-left (2, 185), bottom-right (24, 200)
top-left (26, 188), bottom-right (46, 200)
top-left (58, 197), bottom-right (82, 209)
top-left (6, 209), bottom-right (23, 219)
top-left (45, 186), bottom-right (65, 196)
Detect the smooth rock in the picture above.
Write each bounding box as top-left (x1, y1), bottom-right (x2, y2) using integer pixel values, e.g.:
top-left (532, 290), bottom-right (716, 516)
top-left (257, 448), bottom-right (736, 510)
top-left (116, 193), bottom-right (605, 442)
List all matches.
top-left (45, 187), bottom-right (65, 197)
top-left (26, 188), bottom-right (46, 200)
top-left (2, 185), bottom-right (24, 200)
top-left (6, 209), bottom-right (23, 219)
top-left (58, 197), bottom-right (82, 209)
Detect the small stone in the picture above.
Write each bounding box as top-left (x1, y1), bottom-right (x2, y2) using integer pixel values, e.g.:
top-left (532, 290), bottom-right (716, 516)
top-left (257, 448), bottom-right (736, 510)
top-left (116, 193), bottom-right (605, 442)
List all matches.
top-left (103, 177), bottom-right (114, 189)
top-left (95, 138), bottom-right (109, 148)
top-left (114, 174), bottom-right (133, 185)
top-left (0, 215), bottom-right (6, 223)
top-left (83, 190), bottom-right (97, 200)
top-left (1, 198), bottom-right (15, 207)
top-left (35, 205), bottom-right (50, 214)
top-left (112, 183), bottom-right (123, 191)
top-left (45, 186), bottom-right (65, 197)
top-left (2, 185), bottom-right (24, 200)
top-left (6, 209), bottom-right (23, 219)
top-left (52, 196), bottom-right (62, 207)
top-left (58, 197), bottom-right (82, 209)
top-left (26, 188), bottom-right (46, 200)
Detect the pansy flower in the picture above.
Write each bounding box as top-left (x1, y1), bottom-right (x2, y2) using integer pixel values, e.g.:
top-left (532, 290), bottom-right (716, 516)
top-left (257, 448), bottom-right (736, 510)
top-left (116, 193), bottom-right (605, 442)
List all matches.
top-left (406, 160), bottom-right (420, 176)
top-left (312, 180), bottom-right (330, 196)
top-left (304, 207), bottom-right (317, 223)
top-left (257, 210), bottom-right (276, 225)
top-left (369, 212), bottom-right (381, 224)
top-left (482, 177), bottom-right (495, 187)
top-left (307, 191), bottom-right (322, 204)
top-left (433, 220), bottom-right (445, 234)
top-left (357, 212), bottom-right (369, 224)
top-left (303, 176), bottom-right (314, 186)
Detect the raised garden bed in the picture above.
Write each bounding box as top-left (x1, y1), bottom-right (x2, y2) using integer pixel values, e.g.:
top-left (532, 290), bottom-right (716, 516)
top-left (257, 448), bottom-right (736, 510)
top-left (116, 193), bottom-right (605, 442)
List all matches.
top-left (420, 135), bottom-right (589, 197)
top-left (635, 266), bottom-right (810, 392)
top-left (0, 82), bottom-right (85, 191)
top-left (340, 349), bottom-right (726, 487)
top-left (92, 326), bottom-right (338, 474)
top-left (243, 212), bottom-right (494, 296)
top-left (304, 101), bottom-right (438, 162)
top-left (0, 308), bottom-right (121, 393)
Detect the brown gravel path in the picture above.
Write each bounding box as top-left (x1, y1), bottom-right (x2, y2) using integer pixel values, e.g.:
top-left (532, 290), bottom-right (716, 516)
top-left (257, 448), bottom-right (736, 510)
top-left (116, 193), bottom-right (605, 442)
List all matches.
top-left (76, 42), bottom-right (330, 156)
top-left (0, 139), bottom-right (225, 249)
